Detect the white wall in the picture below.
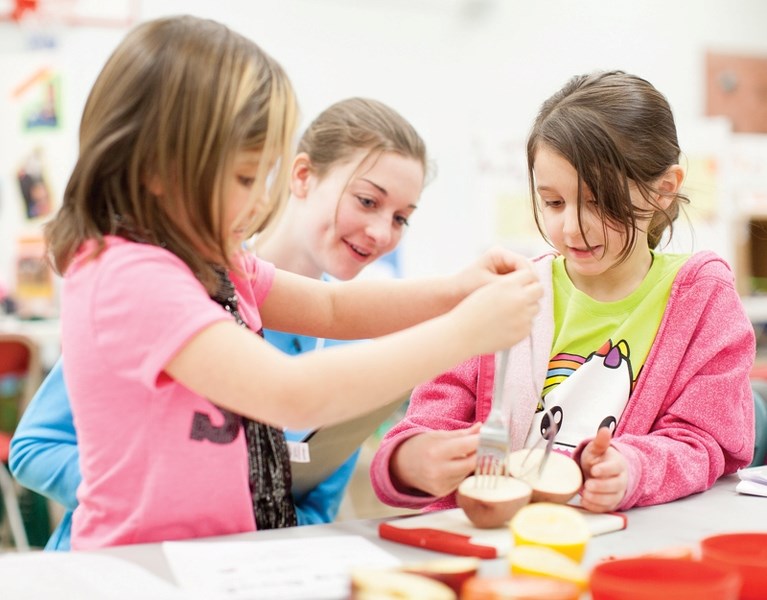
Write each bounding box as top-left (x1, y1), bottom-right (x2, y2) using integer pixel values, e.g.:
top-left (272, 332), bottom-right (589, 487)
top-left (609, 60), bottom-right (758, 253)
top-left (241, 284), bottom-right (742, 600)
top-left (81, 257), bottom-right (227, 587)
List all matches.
top-left (1, 0), bottom-right (766, 288)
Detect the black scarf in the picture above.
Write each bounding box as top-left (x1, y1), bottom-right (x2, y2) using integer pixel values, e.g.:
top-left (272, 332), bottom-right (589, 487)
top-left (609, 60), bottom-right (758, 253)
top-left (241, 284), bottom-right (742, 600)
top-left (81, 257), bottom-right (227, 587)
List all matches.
top-left (210, 267), bottom-right (297, 529)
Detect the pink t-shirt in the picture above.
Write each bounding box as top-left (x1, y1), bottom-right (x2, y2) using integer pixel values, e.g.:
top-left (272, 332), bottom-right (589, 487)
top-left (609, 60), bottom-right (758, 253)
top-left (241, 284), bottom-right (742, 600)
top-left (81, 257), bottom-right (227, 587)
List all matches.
top-left (61, 236), bottom-right (275, 549)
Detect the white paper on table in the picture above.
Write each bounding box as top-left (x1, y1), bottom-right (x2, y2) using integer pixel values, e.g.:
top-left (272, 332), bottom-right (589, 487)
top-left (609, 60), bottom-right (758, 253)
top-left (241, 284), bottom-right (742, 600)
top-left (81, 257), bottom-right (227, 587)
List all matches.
top-left (0, 551), bottom-right (201, 600)
top-left (737, 464), bottom-right (767, 486)
top-left (736, 479), bottom-right (767, 497)
top-left (163, 535), bottom-right (402, 600)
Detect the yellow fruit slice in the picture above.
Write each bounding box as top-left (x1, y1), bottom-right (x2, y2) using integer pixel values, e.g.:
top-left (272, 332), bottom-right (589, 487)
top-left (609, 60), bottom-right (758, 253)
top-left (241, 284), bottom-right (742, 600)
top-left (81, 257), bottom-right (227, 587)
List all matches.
top-left (508, 544), bottom-right (589, 590)
top-left (509, 502), bottom-right (590, 562)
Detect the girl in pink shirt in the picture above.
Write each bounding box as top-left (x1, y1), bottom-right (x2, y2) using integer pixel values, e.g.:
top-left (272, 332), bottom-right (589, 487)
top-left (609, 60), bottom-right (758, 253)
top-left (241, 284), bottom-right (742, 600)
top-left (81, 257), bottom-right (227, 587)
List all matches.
top-left (47, 15), bottom-right (543, 549)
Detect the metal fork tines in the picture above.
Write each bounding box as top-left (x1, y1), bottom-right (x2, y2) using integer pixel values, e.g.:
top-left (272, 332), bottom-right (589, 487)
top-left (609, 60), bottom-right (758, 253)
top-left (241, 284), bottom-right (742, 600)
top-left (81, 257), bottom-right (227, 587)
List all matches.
top-left (474, 348), bottom-right (511, 489)
top-left (517, 406), bottom-right (559, 483)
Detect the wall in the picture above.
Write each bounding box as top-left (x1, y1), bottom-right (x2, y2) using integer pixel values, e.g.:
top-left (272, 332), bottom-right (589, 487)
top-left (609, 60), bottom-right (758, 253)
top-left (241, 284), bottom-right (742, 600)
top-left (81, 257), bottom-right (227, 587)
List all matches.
top-left (1, 0), bottom-right (766, 292)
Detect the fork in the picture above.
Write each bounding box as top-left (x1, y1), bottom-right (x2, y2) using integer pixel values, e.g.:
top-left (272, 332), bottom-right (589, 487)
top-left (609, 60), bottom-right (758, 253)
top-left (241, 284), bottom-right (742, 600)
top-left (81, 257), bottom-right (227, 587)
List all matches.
top-left (517, 405), bottom-right (559, 483)
top-left (474, 348), bottom-right (511, 489)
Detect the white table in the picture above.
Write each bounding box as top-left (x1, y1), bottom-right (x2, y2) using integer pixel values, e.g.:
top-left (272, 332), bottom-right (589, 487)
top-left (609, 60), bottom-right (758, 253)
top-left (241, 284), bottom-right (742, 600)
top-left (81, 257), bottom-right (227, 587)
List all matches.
top-left (97, 475), bottom-right (764, 580)
top-left (1, 475), bottom-right (764, 598)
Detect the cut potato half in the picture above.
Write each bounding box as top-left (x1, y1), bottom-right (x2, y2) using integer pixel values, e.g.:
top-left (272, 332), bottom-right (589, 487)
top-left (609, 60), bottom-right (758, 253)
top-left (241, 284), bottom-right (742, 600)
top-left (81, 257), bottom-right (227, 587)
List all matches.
top-left (350, 568), bottom-right (456, 600)
top-left (507, 448), bottom-right (582, 504)
top-left (456, 475), bottom-right (532, 529)
top-left (402, 557), bottom-right (479, 595)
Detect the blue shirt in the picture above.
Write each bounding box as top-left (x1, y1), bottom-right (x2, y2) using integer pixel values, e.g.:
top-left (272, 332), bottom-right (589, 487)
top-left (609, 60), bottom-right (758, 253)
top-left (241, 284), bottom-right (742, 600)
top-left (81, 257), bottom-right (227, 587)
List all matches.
top-left (261, 329), bottom-right (360, 527)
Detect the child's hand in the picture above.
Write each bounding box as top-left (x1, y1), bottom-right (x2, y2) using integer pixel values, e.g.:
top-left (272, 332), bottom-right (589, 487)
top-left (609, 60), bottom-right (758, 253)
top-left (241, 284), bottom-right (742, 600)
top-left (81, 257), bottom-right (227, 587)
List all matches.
top-left (452, 268), bottom-right (542, 356)
top-left (390, 423), bottom-right (480, 498)
top-left (456, 247), bottom-right (534, 296)
top-left (579, 426), bottom-right (628, 513)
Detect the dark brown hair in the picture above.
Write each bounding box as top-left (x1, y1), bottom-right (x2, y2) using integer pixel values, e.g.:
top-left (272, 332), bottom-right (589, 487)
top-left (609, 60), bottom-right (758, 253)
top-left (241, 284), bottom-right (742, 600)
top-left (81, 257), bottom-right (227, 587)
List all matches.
top-left (527, 70), bottom-right (688, 260)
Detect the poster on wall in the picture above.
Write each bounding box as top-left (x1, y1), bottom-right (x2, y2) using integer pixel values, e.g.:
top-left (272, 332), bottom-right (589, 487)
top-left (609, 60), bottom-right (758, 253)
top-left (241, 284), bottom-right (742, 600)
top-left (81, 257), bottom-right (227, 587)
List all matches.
top-left (0, 55), bottom-right (69, 314)
top-left (18, 67), bottom-right (61, 131)
top-left (14, 235), bottom-right (56, 319)
top-left (16, 147), bottom-right (54, 220)
top-left (706, 51), bottom-right (767, 134)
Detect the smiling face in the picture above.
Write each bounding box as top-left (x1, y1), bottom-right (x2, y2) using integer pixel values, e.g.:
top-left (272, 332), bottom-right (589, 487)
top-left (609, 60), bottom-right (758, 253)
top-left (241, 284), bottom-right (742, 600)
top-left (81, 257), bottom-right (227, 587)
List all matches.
top-left (297, 149), bottom-right (424, 281)
top-left (533, 145), bottom-right (654, 297)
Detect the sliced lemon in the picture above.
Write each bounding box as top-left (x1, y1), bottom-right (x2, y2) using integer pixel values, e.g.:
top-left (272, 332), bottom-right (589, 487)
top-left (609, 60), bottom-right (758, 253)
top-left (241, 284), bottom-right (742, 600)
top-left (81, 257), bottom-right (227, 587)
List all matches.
top-left (508, 544), bottom-right (589, 590)
top-left (509, 502), bottom-right (590, 562)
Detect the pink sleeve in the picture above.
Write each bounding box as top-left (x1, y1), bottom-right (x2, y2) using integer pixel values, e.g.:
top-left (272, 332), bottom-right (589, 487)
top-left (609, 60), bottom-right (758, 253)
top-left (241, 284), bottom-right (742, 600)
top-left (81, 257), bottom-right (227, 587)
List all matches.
top-left (229, 252), bottom-right (275, 331)
top-left (90, 245), bottom-right (230, 390)
top-left (232, 252), bottom-right (275, 307)
top-left (574, 256), bottom-right (755, 510)
top-left (370, 355), bottom-right (490, 510)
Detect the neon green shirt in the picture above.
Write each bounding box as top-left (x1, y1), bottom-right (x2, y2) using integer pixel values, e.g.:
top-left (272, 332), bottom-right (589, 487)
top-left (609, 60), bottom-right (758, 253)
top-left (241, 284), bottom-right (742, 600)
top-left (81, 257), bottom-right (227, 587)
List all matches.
top-left (525, 251), bottom-right (689, 450)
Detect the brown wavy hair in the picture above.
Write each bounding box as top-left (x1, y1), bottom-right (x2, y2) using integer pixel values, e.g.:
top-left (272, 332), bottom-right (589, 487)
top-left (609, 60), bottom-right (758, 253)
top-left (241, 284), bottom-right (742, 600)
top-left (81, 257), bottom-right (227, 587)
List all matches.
top-left (527, 70), bottom-right (688, 261)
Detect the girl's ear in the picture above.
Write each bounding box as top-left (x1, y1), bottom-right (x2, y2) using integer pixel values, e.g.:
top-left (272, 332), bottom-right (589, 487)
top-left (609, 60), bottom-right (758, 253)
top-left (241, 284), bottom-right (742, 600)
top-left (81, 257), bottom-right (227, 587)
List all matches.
top-left (656, 164), bottom-right (684, 208)
top-left (290, 152), bottom-right (313, 199)
top-left (144, 171), bottom-right (165, 197)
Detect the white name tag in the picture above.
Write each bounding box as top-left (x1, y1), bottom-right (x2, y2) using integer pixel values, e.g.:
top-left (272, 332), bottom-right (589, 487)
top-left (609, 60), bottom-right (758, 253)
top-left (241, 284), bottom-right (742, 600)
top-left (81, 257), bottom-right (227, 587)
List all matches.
top-left (287, 441), bottom-right (311, 463)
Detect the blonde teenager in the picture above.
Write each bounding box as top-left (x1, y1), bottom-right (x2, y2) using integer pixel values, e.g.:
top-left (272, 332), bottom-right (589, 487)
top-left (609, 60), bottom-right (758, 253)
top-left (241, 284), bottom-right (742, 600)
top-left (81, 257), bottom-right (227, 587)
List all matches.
top-left (259, 97), bottom-right (430, 524)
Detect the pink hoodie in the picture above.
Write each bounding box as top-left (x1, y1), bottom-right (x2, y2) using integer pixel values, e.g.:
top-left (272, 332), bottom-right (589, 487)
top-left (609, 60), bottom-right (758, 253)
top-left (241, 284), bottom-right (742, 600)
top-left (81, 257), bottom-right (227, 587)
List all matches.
top-left (371, 251), bottom-right (755, 511)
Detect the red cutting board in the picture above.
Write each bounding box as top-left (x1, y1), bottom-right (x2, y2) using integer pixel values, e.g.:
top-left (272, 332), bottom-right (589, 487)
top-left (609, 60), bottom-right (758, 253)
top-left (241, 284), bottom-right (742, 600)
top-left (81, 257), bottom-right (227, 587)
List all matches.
top-left (379, 508), bottom-right (626, 559)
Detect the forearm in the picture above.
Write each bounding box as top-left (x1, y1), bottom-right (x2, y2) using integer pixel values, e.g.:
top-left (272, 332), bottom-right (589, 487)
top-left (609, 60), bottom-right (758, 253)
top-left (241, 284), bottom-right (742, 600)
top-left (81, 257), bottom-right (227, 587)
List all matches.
top-left (171, 268), bottom-right (540, 431)
top-left (322, 276), bottom-right (465, 339)
top-left (262, 270), bottom-right (465, 340)
top-left (9, 441), bottom-right (81, 509)
top-left (171, 311), bottom-right (479, 432)
top-left (263, 312), bottom-right (477, 429)
top-left (261, 247), bottom-right (535, 340)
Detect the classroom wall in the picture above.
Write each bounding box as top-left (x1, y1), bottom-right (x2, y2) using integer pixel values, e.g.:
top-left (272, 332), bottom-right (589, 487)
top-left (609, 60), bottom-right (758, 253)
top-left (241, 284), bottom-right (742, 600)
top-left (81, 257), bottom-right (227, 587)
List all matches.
top-left (1, 0), bottom-right (766, 292)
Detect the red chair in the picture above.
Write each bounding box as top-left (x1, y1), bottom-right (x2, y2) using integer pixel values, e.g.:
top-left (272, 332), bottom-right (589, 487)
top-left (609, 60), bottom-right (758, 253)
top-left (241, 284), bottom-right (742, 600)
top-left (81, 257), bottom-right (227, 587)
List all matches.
top-left (0, 333), bottom-right (42, 551)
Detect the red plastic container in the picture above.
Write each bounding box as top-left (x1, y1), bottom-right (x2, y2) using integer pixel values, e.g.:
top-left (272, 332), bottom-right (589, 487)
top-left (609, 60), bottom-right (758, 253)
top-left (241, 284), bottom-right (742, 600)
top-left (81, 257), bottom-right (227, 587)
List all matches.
top-left (701, 533), bottom-right (767, 600)
top-left (590, 557), bottom-right (742, 600)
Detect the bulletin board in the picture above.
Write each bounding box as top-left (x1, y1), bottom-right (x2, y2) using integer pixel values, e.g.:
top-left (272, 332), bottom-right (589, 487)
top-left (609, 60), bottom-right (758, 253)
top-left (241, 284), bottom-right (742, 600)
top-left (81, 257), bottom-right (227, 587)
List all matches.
top-left (706, 51), bottom-right (767, 134)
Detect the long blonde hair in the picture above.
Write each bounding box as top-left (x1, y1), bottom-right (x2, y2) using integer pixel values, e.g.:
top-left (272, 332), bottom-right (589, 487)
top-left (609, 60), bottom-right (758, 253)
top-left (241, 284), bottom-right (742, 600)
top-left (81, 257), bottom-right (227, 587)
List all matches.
top-left (46, 15), bottom-right (297, 292)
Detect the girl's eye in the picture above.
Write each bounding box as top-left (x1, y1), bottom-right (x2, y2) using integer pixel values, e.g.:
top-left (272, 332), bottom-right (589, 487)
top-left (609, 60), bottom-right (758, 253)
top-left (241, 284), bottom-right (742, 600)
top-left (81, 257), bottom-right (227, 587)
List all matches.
top-left (543, 199), bottom-right (564, 209)
top-left (394, 215), bottom-right (410, 227)
top-left (238, 175), bottom-right (256, 188)
top-left (356, 195), bottom-right (376, 209)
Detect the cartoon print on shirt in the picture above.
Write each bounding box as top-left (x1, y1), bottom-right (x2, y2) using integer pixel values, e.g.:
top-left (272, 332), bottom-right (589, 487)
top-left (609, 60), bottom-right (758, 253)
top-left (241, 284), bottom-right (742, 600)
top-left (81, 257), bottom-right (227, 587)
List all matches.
top-left (190, 406), bottom-right (241, 444)
top-left (527, 339), bottom-right (634, 450)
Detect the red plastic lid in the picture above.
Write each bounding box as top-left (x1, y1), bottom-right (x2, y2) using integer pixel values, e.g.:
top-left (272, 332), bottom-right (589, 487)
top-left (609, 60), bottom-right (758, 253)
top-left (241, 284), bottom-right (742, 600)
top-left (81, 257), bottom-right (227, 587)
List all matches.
top-left (701, 533), bottom-right (767, 600)
top-left (590, 557), bottom-right (741, 600)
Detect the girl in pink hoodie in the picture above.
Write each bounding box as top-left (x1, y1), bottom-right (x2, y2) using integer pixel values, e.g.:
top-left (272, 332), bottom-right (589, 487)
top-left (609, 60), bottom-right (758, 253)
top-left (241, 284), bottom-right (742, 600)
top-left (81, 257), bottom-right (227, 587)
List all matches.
top-left (372, 70), bottom-right (755, 514)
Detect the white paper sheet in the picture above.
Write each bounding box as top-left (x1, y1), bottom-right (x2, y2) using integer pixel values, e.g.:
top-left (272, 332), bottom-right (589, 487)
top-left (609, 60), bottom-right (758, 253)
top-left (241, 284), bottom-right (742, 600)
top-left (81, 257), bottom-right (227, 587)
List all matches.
top-left (0, 551), bottom-right (201, 599)
top-left (163, 535), bottom-right (401, 600)
top-left (736, 465), bottom-right (767, 496)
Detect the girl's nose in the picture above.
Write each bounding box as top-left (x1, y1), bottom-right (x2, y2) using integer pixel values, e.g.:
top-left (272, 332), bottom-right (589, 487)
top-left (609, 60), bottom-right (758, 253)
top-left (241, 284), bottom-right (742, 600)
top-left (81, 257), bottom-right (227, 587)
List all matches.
top-left (562, 205), bottom-right (583, 238)
top-left (365, 215), bottom-right (393, 247)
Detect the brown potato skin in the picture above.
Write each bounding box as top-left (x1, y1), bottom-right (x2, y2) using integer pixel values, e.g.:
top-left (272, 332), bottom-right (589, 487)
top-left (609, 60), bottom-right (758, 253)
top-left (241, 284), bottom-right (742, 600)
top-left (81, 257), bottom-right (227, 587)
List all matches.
top-left (456, 477), bottom-right (532, 529)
